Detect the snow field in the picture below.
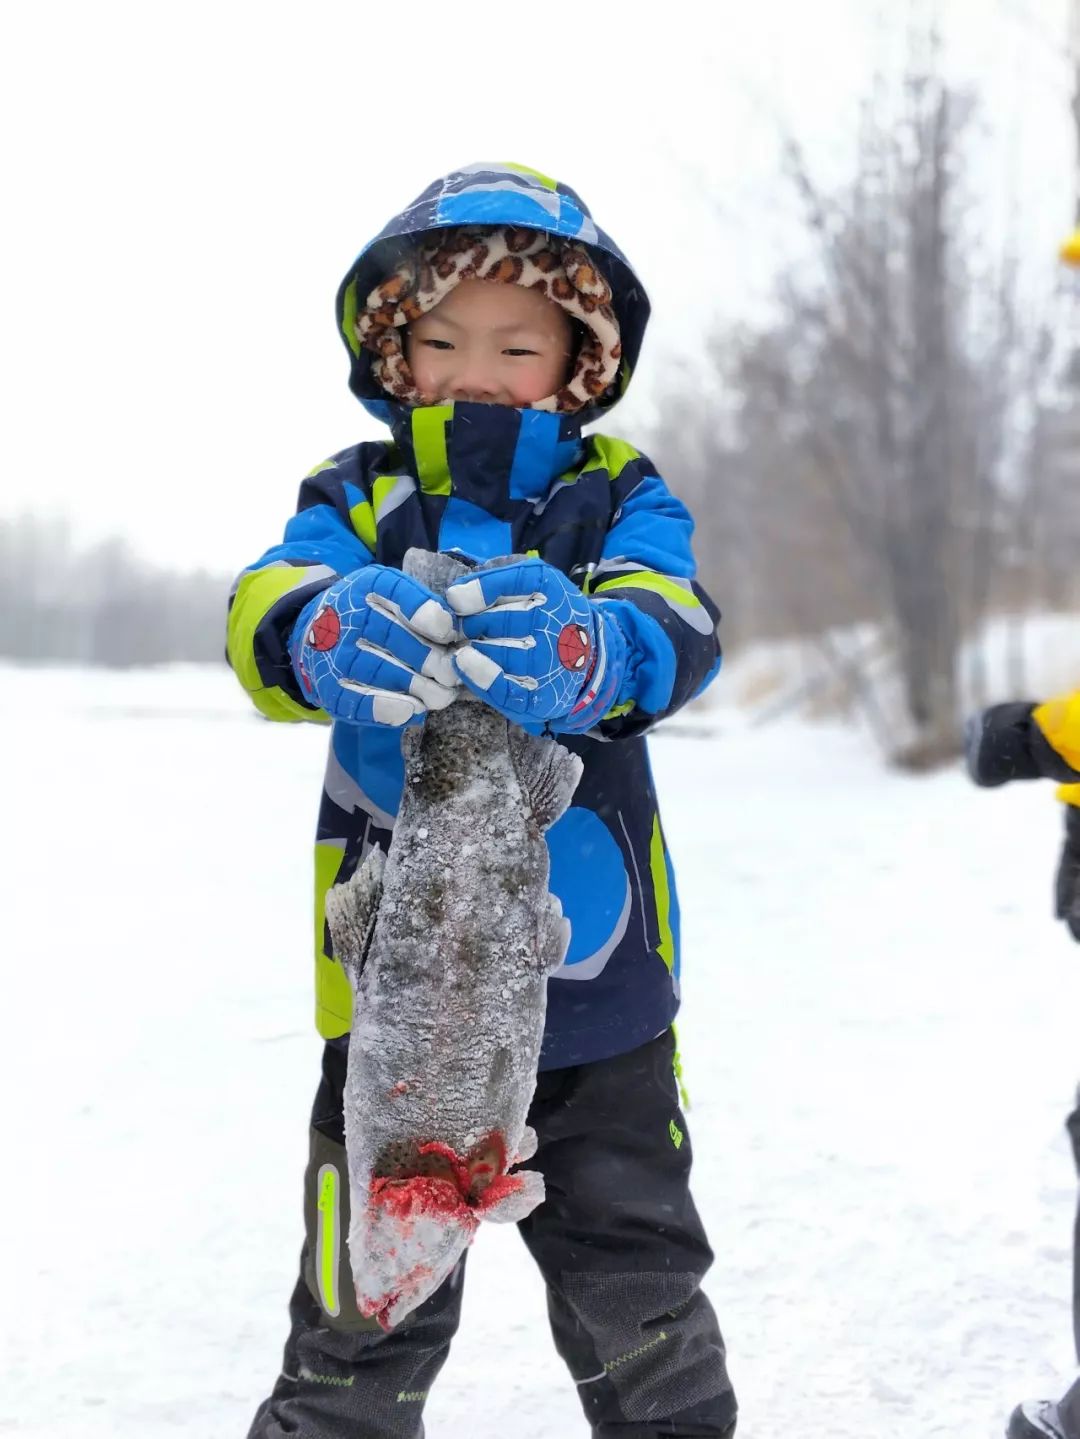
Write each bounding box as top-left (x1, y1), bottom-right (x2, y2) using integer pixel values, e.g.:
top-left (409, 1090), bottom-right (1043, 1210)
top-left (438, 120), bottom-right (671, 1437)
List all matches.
top-left (3, 662), bottom-right (1080, 1437)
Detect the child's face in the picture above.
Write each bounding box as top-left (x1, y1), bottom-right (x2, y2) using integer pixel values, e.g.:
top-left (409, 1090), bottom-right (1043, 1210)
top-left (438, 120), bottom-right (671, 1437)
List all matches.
top-left (405, 279), bottom-right (573, 407)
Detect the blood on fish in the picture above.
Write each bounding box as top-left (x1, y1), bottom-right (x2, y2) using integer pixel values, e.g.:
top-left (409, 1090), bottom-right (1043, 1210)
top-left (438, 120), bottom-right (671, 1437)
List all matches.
top-left (475, 1171), bottom-right (527, 1212)
top-left (362, 1260), bottom-right (438, 1331)
top-left (413, 1132), bottom-right (509, 1201)
top-left (370, 1174), bottom-right (471, 1223)
top-left (361, 1165), bottom-right (529, 1330)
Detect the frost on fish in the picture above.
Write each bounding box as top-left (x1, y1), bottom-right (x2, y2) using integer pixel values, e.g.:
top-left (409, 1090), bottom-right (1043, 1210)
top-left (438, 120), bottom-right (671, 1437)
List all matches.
top-left (324, 547), bottom-right (583, 1329)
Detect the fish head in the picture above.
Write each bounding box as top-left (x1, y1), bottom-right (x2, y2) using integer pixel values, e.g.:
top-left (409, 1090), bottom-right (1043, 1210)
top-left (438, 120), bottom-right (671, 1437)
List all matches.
top-left (354, 1132), bottom-right (546, 1326)
top-left (355, 1174), bottom-right (477, 1330)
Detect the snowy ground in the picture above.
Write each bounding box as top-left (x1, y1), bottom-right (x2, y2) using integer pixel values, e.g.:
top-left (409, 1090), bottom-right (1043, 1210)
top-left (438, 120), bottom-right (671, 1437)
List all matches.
top-left (5, 661), bottom-right (1080, 1438)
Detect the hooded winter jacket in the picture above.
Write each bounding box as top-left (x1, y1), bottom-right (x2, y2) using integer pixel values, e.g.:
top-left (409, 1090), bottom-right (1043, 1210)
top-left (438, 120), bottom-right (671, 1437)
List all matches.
top-left (226, 163), bottom-right (722, 1069)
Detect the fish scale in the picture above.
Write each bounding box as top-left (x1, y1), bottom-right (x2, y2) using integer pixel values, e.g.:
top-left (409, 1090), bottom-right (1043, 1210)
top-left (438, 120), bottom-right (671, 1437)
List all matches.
top-left (324, 547), bottom-right (583, 1329)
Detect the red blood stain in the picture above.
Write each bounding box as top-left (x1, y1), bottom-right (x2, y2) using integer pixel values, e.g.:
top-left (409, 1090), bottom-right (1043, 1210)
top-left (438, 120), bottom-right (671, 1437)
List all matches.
top-left (475, 1172), bottom-right (526, 1212)
top-left (361, 1131), bottom-right (528, 1330)
top-left (361, 1259), bottom-right (437, 1331)
top-left (370, 1174), bottom-right (469, 1223)
top-left (414, 1132), bottom-right (508, 1202)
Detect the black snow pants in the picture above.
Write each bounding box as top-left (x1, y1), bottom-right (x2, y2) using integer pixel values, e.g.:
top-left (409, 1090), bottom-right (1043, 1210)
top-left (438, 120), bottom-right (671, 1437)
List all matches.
top-left (246, 1028), bottom-right (737, 1439)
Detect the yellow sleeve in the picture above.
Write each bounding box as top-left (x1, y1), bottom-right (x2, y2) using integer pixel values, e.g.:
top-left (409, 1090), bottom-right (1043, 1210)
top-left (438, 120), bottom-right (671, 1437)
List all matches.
top-left (1032, 689), bottom-right (1080, 777)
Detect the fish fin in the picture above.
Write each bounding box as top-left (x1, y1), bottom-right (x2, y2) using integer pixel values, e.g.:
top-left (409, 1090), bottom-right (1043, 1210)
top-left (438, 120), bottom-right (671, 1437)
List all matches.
top-left (507, 730), bottom-right (584, 832)
top-left (515, 1125), bottom-right (539, 1163)
top-left (477, 1168), bottom-right (546, 1224)
top-left (325, 847), bottom-right (386, 988)
top-left (541, 894), bottom-right (572, 973)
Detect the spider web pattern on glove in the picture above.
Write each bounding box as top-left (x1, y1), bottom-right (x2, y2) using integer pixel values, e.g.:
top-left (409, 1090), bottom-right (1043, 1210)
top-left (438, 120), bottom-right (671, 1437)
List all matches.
top-left (447, 560), bottom-right (597, 723)
top-left (294, 568), bottom-right (457, 727)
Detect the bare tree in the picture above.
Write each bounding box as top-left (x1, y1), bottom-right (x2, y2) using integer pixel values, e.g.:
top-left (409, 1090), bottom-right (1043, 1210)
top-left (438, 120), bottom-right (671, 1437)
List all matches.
top-left (655, 16), bottom-right (1060, 767)
top-left (0, 514), bottom-right (230, 667)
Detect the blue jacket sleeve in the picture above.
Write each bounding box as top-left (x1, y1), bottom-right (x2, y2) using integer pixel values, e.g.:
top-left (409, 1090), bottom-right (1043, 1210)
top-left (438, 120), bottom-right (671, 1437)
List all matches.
top-left (586, 454), bottom-right (722, 739)
top-left (226, 449), bottom-right (375, 722)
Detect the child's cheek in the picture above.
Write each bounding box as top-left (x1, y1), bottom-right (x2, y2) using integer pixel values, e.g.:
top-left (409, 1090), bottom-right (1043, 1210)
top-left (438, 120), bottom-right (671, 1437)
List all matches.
top-left (410, 351), bottom-right (439, 395)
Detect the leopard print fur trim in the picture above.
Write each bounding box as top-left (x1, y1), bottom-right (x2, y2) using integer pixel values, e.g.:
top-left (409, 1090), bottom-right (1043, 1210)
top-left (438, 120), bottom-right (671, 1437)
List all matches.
top-left (354, 225), bottom-right (622, 413)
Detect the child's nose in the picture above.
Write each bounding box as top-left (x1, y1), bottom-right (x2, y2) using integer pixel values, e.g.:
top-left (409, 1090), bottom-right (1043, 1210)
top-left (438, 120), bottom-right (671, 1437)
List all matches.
top-left (450, 361), bottom-right (501, 401)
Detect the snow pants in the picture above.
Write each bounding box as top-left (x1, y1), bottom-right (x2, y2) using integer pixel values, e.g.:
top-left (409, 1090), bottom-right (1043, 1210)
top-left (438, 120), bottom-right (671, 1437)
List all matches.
top-left (246, 1028), bottom-right (737, 1439)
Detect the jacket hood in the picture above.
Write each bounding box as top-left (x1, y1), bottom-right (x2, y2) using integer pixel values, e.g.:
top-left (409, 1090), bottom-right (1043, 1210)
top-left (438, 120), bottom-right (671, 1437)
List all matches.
top-left (335, 162), bottom-right (651, 426)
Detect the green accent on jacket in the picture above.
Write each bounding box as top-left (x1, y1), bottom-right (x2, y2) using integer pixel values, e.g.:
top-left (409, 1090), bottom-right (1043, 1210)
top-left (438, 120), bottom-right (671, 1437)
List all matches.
top-left (594, 570), bottom-right (703, 609)
top-left (581, 434), bottom-right (640, 481)
top-left (315, 841), bottom-right (352, 1037)
top-left (227, 567), bottom-right (332, 724)
top-left (649, 815), bottom-right (674, 973)
top-left (412, 405), bottom-right (453, 495)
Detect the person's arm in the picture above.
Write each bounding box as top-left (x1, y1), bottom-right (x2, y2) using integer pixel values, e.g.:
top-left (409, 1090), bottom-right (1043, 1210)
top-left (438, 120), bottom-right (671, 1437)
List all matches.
top-left (226, 453), bottom-right (375, 723)
top-left (965, 688), bottom-right (1080, 943)
top-left (444, 450), bottom-right (721, 739)
top-left (581, 447), bottom-right (722, 739)
top-left (965, 692), bottom-right (1080, 787)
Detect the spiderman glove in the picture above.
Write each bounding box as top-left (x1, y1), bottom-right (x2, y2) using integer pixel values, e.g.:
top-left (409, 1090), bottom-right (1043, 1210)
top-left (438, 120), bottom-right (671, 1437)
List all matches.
top-left (290, 565), bottom-right (459, 727)
top-left (446, 557), bottom-right (627, 732)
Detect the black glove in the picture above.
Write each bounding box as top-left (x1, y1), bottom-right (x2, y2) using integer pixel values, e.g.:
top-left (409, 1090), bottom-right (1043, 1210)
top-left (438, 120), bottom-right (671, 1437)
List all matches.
top-left (1056, 805), bottom-right (1080, 942)
top-left (964, 701), bottom-right (1080, 787)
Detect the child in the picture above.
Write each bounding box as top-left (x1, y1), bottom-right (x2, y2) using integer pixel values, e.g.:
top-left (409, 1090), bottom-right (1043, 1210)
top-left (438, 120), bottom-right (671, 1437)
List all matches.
top-left (228, 161), bottom-right (736, 1439)
top-left (967, 693), bottom-right (1080, 1439)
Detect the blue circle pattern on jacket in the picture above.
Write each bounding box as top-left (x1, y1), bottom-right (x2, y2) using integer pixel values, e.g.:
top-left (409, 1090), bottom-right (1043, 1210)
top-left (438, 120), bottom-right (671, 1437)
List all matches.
top-left (331, 727), bottom-right (631, 979)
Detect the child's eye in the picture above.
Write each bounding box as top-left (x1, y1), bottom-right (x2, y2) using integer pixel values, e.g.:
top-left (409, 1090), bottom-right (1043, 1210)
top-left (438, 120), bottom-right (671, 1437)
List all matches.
top-left (420, 338), bottom-right (454, 351)
top-left (503, 348), bottom-right (538, 357)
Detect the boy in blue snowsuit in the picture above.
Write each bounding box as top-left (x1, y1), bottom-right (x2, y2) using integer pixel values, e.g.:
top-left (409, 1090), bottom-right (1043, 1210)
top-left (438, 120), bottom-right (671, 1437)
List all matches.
top-left (228, 162), bottom-right (736, 1439)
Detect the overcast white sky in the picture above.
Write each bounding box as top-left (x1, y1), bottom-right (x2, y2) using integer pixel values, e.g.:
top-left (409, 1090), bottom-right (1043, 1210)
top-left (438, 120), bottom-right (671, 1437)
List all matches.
top-left (0, 0), bottom-right (1073, 574)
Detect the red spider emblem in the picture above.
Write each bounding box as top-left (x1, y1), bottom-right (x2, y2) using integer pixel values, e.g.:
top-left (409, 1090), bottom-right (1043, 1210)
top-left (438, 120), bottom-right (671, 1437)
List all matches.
top-left (308, 604), bottom-right (341, 651)
top-left (557, 623), bottom-right (591, 671)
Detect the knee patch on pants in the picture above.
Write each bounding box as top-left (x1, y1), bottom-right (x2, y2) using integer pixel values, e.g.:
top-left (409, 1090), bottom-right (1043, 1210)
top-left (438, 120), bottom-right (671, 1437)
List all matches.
top-left (560, 1270), bottom-right (731, 1423)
